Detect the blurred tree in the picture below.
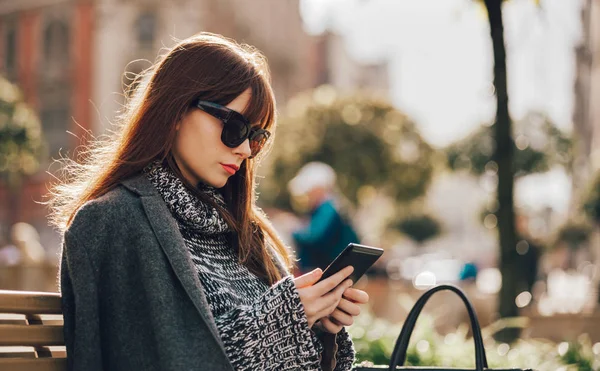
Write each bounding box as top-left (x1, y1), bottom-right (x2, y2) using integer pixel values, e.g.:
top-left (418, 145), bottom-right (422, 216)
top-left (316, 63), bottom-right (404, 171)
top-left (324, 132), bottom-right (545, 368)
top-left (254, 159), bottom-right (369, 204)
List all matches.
top-left (582, 173), bottom-right (600, 306)
top-left (478, 0), bottom-right (540, 342)
top-left (445, 112), bottom-right (571, 177)
top-left (258, 86), bottom-right (435, 214)
top-left (0, 76), bottom-right (45, 237)
top-left (393, 213), bottom-right (442, 246)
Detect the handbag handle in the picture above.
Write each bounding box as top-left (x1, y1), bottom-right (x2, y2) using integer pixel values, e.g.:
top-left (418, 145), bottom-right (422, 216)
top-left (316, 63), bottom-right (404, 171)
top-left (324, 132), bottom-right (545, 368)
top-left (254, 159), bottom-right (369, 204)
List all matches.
top-left (388, 284), bottom-right (489, 371)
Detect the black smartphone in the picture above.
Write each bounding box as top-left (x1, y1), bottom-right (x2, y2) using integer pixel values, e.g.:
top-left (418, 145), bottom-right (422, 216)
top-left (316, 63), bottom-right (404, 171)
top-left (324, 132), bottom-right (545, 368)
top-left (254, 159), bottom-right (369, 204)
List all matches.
top-left (317, 243), bottom-right (384, 285)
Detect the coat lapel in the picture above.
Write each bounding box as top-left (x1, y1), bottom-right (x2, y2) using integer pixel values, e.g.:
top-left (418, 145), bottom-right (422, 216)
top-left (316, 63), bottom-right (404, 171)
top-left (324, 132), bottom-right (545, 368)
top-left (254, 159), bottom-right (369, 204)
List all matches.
top-left (121, 175), bottom-right (226, 350)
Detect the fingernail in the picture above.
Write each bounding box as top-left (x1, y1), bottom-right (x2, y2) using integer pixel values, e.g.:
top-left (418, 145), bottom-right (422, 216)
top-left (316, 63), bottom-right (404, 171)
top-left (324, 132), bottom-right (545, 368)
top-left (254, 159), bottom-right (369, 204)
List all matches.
top-left (313, 268), bottom-right (322, 276)
top-left (347, 280), bottom-right (353, 287)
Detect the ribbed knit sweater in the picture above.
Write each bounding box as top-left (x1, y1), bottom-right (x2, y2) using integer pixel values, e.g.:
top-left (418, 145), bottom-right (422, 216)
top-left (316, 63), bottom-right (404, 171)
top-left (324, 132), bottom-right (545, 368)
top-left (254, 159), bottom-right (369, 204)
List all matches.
top-left (144, 162), bottom-right (355, 371)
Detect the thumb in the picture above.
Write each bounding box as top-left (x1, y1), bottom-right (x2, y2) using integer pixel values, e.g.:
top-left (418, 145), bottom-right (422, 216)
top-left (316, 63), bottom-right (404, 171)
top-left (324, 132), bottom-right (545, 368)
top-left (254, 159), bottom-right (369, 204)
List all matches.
top-left (294, 268), bottom-right (323, 288)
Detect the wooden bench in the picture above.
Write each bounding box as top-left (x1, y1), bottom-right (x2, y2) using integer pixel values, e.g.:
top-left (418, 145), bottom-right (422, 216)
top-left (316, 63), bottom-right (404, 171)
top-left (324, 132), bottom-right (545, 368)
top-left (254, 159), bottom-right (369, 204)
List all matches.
top-left (0, 290), bottom-right (66, 371)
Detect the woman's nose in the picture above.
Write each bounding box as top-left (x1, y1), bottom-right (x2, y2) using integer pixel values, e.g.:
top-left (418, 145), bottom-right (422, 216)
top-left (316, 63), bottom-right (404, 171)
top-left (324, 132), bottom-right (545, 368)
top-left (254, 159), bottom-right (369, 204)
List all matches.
top-left (234, 138), bottom-right (252, 159)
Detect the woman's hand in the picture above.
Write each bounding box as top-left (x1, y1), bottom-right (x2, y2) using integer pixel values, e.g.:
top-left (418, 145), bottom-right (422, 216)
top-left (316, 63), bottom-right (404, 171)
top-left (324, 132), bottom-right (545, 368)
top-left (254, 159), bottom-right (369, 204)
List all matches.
top-left (319, 287), bottom-right (369, 333)
top-left (294, 266), bottom-right (354, 328)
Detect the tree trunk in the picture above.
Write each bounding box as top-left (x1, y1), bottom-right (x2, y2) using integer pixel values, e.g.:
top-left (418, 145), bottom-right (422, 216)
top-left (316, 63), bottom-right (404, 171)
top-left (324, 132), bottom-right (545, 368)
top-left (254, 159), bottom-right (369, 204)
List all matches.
top-left (572, 0), bottom-right (593, 194)
top-left (483, 0), bottom-right (521, 342)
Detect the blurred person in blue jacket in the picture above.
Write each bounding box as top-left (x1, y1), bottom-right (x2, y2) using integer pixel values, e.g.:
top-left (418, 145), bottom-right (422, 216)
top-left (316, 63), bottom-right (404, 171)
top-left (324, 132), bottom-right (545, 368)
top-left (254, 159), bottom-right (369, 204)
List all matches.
top-left (288, 162), bottom-right (360, 273)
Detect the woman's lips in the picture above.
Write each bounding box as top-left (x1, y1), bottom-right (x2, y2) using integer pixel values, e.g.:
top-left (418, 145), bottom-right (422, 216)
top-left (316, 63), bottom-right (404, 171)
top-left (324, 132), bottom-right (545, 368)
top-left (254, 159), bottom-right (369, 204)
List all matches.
top-left (220, 164), bottom-right (237, 175)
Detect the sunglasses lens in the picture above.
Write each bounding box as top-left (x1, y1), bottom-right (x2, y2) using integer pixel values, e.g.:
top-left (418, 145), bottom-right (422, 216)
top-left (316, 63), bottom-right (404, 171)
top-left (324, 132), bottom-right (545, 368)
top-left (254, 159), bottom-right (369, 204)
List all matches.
top-left (222, 119), bottom-right (250, 147)
top-left (250, 132), bottom-right (268, 156)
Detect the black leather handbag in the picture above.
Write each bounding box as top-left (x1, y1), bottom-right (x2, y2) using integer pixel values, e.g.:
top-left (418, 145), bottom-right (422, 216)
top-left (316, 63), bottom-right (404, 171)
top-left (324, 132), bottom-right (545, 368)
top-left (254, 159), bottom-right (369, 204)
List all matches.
top-left (353, 284), bottom-right (534, 371)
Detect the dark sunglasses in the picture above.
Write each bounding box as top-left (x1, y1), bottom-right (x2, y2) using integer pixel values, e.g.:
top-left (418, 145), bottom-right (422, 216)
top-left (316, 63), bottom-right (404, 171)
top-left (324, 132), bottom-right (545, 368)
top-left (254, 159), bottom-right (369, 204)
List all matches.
top-left (194, 100), bottom-right (271, 158)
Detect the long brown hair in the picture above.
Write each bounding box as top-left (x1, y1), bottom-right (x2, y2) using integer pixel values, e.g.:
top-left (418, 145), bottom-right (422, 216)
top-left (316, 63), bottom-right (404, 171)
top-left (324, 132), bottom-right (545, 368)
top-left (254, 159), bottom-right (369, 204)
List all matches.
top-left (48, 33), bottom-right (292, 285)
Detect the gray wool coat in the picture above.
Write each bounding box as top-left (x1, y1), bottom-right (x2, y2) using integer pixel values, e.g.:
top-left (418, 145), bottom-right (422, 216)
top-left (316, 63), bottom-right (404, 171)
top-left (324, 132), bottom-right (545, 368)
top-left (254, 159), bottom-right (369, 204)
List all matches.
top-left (59, 173), bottom-right (291, 371)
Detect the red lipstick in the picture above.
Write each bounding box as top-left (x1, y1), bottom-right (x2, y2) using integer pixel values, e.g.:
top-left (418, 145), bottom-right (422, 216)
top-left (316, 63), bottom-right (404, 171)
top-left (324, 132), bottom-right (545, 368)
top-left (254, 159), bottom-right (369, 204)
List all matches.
top-left (220, 164), bottom-right (239, 175)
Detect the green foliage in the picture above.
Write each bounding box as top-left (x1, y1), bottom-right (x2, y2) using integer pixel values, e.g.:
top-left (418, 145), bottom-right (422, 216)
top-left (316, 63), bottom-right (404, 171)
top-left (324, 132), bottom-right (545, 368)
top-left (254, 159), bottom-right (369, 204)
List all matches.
top-left (258, 86), bottom-right (435, 210)
top-left (445, 112), bottom-right (571, 177)
top-left (0, 76), bottom-right (45, 187)
top-left (393, 213), bottom-right (442, 244)
top-left (347, 308), bottom-right (403, 365)
top-left (560, 341), bottom-right (596, 371)
top-left (350, 307), bottom-right (599, 370)
top-left (583, 173), bottom-right (600, 224)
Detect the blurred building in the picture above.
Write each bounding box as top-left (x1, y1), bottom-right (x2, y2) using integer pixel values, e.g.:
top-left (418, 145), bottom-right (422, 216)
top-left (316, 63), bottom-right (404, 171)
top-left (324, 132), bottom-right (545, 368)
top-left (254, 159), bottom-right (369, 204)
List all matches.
top-left (574, 0), bottom-right (600, 179)
top-left (201, 0), bottom-right (321, 105)
top-left (312, 31), bottom-right (390, 98)
top-left (0, 0), bottom-right (322, 139)
top-left (0, 0), bottom-right (94, 254)
top-left (587, 0), bottom-right (600, 170)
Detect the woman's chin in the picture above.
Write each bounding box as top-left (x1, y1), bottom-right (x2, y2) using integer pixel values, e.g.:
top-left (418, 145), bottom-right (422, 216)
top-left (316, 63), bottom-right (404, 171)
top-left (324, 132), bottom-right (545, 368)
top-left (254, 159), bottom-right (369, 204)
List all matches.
top-left (206, 176), bottom-right (229, 189)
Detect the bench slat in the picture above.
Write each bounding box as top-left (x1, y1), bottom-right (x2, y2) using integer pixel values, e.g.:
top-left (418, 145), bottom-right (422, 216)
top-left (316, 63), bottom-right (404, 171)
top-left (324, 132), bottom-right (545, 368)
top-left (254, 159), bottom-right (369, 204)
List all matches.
top-left (0, 315), bottom-right (63, 326)
top-left (0, 325), bottom-right (64, 346)
top-left (0, 291), bottom-right (61, 315)
top-left (0, 346), bottom-right (67, 358)
top-left (0, 346), bottom-right (36, 358)
top-left (0, 314), bottom-right (27, 325)
top-left (0, 291), bottom-right (66, 370)
top-left (0, 358), bottom-right (67, 371)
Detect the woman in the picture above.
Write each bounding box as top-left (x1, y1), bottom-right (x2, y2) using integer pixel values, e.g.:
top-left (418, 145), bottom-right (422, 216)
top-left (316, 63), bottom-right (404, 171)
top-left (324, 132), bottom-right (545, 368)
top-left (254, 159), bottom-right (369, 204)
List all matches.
top-left (49, 33), bottom-right (369, 371)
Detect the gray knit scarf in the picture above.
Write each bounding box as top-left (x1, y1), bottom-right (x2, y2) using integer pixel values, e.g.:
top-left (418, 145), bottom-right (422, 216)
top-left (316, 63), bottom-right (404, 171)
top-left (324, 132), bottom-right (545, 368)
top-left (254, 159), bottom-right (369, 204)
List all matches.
top-left (143, 160), bottom-right (230, 235)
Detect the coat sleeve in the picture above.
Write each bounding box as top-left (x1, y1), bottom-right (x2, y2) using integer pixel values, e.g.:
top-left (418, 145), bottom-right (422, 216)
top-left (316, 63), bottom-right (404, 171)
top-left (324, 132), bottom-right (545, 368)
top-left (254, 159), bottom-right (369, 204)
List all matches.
top-left (60, 230), bottom-right (104, 371)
